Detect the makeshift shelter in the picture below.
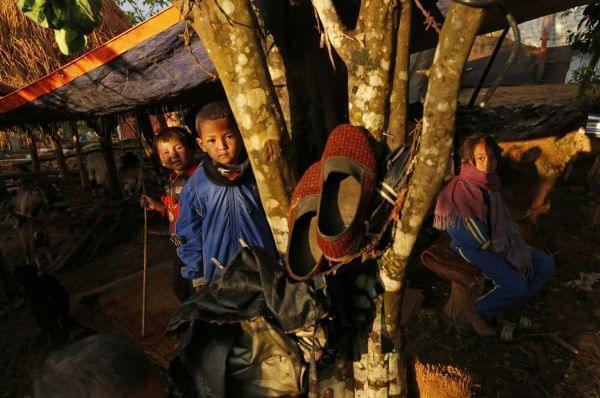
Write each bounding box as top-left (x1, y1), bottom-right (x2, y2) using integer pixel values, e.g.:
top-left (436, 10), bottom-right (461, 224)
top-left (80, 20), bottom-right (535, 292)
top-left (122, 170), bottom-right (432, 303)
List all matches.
top-left (0, 6), bottom-right (218, 127)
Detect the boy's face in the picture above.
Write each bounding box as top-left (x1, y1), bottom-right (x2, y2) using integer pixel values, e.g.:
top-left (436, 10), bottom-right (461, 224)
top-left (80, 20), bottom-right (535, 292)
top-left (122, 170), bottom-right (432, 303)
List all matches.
top-left (472, 140), bottom-right (497, 173)
top-left (197, 117), bottom-right (243, 167)
top-left (156, 138), bottom-right (193, 173)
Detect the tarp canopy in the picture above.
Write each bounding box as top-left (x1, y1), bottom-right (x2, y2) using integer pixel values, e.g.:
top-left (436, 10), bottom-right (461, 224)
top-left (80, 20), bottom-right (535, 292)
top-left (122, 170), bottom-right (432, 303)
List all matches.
top-left (0, 0), bottom-right (592, 128)
top-left (0, 7), bottom-right (217, 128)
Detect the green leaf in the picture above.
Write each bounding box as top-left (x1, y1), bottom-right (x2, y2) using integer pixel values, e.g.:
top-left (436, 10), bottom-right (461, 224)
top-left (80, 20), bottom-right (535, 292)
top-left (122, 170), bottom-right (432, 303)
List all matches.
top-left (54, 27), bottom-right (88, 55)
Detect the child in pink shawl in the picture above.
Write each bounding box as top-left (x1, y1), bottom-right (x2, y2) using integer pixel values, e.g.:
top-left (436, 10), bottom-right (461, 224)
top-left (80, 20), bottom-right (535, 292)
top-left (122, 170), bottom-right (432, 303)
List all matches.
top-left (434, 134), bottom-right (554, 336)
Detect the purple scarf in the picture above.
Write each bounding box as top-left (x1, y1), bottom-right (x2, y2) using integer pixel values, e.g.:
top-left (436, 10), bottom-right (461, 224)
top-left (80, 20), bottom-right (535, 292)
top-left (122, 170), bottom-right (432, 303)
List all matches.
top-left (434, 163), bottom-right (532, 272)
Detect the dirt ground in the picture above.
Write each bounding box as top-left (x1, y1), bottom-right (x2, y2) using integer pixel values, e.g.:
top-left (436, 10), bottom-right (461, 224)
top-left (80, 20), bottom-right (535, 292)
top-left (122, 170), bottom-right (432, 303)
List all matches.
top-left (0, 189), bottom-right (174, 398)
top-left (0, 83), bottom-right (598, 397)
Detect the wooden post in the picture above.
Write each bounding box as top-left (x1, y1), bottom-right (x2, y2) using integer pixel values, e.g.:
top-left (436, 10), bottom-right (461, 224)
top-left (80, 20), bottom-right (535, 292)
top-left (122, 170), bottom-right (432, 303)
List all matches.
top-left (68, 121), bottom-right (88, 188)
top-left (24, 127), bottom-right (41, 173)
top-left (90, 118), bottom-right (123, 199)
top-left (537, 15), bottom-right (553, 81)
top-left (44, 123), bottom-right (72, 183)
top-left (135, 111), bottom-right (162, 176)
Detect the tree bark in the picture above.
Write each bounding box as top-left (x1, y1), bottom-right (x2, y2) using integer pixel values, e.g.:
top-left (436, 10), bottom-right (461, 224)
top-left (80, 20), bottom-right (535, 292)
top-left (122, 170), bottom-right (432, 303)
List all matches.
top-left (180, 0), bottom-right (295, 252)
top-left (387, 0), bottom-right (412, 150)
top-left (45, 123), bottom-right (72, 183)
top-left (312, 0), bottom-right (399, 144)
top-left (68, 122), bottom-right (88, 188)
top-left (374, 3), bottom-right (485, 396)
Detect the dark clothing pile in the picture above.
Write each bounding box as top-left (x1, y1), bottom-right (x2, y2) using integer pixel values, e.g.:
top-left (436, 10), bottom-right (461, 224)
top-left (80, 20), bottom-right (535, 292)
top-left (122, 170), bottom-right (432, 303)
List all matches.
top-left (167, 245), bottom-right (328, 397)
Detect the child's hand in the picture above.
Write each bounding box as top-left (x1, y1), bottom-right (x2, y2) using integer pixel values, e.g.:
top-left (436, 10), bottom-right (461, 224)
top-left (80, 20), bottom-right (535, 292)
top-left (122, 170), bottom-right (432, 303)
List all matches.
top-left (140, 194), bottom-right (163, 212)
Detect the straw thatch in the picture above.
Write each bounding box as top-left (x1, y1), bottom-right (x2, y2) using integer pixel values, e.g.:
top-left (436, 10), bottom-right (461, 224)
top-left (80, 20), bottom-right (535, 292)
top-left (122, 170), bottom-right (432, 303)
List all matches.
top-left (0, 0), bottom-right (131, 88)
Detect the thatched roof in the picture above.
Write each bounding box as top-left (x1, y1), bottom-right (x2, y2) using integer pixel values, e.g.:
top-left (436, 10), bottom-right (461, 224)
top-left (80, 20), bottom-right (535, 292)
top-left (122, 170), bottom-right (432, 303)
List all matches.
top-left (0, 0), bottom-right (131, 88)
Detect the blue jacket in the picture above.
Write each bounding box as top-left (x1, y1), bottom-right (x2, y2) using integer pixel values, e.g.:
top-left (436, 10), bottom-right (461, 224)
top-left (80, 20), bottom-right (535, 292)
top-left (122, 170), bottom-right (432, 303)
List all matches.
top-left (175, 160), bottom-right (277, 282)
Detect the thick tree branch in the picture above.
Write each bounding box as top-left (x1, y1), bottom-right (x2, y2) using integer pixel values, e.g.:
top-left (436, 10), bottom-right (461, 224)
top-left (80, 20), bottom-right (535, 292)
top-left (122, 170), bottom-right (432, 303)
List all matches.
top-left (311, 0), bottom-right (355, 63)
top-left (181, 0), bottom-right (295, 252)
top-left (387, 0), bottom-right (412, 149)
top-left (312, 0), bottom-right (399, 143)
top-left (383, 1), bottom-right (485, 290)
top-left (355, 4), bottom-right (485, 396)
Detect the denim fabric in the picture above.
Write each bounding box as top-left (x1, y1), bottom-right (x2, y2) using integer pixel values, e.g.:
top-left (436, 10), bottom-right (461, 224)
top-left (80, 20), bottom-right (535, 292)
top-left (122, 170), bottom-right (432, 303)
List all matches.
top-left (447, 218), bottom-right (554, 318)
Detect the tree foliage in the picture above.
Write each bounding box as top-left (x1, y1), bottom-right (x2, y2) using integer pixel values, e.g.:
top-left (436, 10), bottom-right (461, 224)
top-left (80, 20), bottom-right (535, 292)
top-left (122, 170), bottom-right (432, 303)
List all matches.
top-left (115, 0), bottom-right (170, 24)
top-left (569, 4), bottom-right (600, 96)
top-left (569, 3), bottom-right (600, 55)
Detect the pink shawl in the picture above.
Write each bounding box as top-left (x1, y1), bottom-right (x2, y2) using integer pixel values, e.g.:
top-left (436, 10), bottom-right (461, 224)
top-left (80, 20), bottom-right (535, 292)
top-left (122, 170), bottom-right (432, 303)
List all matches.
top-left (434, 163), bottom-right (532, 272)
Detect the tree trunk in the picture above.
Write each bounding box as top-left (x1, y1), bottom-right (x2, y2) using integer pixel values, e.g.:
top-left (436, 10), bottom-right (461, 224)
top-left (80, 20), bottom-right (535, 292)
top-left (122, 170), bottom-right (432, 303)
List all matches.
top-left (375, 3), bottom-right (485, 396)
top-left (45, 124), bottom-right (72, 183)
top-left (25, 127), bottom-right (40, 173)
top-left (180, 0), bottom-right (296, 252)
top-left (68, 122), bottom-right (88, 188)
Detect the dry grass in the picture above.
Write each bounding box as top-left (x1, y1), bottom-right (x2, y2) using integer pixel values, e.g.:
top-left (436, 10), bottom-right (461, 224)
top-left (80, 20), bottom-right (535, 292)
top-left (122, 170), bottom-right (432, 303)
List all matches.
top-left (0, 0), bottom-right (130, 150)
top-left (414, 359), bottom-right (472, 398)
top-left (0, 0), bottom-right (131, 88)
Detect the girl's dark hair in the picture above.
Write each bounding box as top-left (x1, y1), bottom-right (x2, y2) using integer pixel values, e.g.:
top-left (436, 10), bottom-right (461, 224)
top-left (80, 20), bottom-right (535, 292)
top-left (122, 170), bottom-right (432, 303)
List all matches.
top-left (153, 126), bottom-right (195, 153)
top-left (459, 133), bottom-right (502, 165)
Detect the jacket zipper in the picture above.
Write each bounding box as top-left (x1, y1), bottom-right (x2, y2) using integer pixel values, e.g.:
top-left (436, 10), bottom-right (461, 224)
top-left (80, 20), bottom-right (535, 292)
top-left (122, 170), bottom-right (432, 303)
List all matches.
top-left (227, 187), bottom-right (240, 254)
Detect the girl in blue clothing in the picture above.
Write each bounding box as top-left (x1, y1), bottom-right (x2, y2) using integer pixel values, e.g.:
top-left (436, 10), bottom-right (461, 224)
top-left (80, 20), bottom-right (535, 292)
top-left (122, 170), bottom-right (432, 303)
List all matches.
top-left (175, 101), bottom-right (277, 293)
top-left (434, 134), bottom-right (554, 336)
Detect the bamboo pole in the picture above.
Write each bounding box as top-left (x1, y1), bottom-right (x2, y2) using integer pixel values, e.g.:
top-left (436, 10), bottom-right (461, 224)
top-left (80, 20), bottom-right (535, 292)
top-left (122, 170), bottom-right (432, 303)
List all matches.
top-left (45, 123), bottom-right (72, 183)
top-left (68, 121), bottom-right (88, 188)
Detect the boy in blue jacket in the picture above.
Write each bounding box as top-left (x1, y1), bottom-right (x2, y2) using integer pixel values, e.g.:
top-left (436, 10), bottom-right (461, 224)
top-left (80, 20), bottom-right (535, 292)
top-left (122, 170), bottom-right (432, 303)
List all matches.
top-left (175, 101), bottom-right (277, 292)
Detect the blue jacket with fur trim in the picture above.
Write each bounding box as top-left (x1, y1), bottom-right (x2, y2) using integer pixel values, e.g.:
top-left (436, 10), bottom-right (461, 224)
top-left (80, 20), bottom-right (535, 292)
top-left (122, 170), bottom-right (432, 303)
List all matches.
top-left (175, 160), bottom-right (277, 283)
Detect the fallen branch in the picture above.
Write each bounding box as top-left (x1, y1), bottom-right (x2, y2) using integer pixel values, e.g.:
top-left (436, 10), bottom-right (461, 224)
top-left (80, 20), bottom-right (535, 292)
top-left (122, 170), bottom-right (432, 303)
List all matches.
top-left (550, 333), bottom-right (579, 355)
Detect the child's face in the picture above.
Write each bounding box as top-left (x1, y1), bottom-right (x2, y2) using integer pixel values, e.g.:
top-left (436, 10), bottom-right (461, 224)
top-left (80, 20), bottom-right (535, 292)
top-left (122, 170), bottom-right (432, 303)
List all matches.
top-left (197, 117), bottom-right (243, 167)
top-left (156, 138), bottom-right (193, 172)
top-left (472, 140), bottom-right (497, 173)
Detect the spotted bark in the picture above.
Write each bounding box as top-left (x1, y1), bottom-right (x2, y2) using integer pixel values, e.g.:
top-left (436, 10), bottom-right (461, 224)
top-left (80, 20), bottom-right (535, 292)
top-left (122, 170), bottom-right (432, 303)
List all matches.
top-left (387, 0), bottom-right (412, 150)
top-left (179, 1), bottom-right (486, 396)
top-left (180, 0), bottom-right (295, 252)
top-left (312, 0), bottom-right (399, 143)
top-left (377, 5), bottom-right (485, 396)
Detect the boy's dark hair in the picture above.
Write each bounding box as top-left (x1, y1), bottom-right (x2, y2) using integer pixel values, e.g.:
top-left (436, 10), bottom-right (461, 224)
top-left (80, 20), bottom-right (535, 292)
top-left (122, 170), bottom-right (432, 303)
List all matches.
top-left (153, 126), bottom-right (194, 153)
top-left (459, 133), bottom-right (502, 165)
top-left (34, 334), bottom-right (159, 398)
top-left (195, 101), bottom-right (236, 136)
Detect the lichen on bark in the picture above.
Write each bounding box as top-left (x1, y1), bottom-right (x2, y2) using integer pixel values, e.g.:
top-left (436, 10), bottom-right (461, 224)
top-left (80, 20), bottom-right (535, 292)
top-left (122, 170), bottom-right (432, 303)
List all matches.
top-left (312, 0), bottom-right (399, 143)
